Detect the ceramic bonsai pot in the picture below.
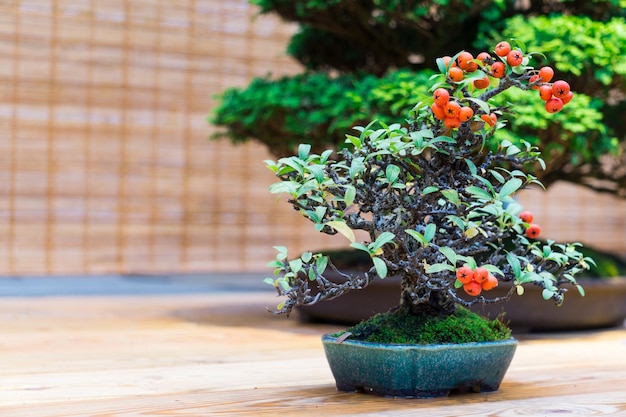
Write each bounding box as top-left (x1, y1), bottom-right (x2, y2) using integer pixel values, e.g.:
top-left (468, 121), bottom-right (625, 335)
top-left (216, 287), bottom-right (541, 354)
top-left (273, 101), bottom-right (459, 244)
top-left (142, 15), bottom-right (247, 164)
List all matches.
top-left (298, 273), bottom-right (626, 331)
top-left (322, 334), bottom-right (518, 397)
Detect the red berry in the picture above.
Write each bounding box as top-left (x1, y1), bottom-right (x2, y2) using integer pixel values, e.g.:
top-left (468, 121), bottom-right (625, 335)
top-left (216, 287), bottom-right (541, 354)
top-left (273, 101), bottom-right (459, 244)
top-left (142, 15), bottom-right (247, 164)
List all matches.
top-left (431, 103), bottom-right (446, 120)
top-left (545, 97), bottom-right (564, 114)
top-left (491, 61), bottom-right (505, 78)
top-left (433, 88), bottom-right (450, 107)
top-left (526, 224), bottom-right (541, 239)
top-left (456, 266), bottom-right (475, 284)
top-left (459, 106), bottom-right (474, 122)
top-left (506, 50), bottom-right (523, 67)
top-left (519, 211), bottom-right (534, 223)
top-left (552, 80), bottom-right (570, 98)
top-left (481, 113), bottom-right (497, 127)
top-left (457, 51), bottom-right (476, 72)
top-left (444, 101), bottom-right (461, 118)
top-left (528, 74), bottom-right (542, 90)
top-left (476, 51), bottom-right (492, 66)
top-left (473, 75), bottom-right (490, 89)
top-left (481, 275), bottom-right (499, 291)
top-left (441, 55), bottom-right (456, 68)
top-left (449, 66), bottom-right (464, 82)
top-left (463, 281), bottom-right (482, 296)
top-left (561, 91), bottom-right (574, 105)
top-left (443, 116), bottom-right (462, 129)
top-left (539, 84), bottom-right (553, 101)
top-left (474, 267), bottom-right (489, 284)
top-left (495, 41), bottom-right (511, 57)
top-left (538, 66), bottom-right (554, 83)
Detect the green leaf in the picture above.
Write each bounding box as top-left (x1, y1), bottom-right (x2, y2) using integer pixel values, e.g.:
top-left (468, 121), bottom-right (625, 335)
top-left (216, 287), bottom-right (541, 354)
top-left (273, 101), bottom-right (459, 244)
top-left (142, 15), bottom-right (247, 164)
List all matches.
top-left (349, 158), bottom-right (365, 179)
top-left (277, 157), bottom-right (305, 176)
top-left (307, 164), bottom-right (325, 184)
top-left (499, 178), bottom-right (523, 199)
top-left (426, 263), bottom-right (455, 273)
top-left (345, 134), bottom-right (361, 148)
top-left (490, 169), bottom-right (505, 184)
top-left (301, 252), bottom-right (312, 263)
top-left (465, 159), bottom-right (477, 176)
top-left (386, 164), bottom-right (401, 184)
top-left (506, 144), bottom-right (523, 156)
top-left (350, 242), bottom-right (370, 252)
top-left (344, 185), bottom-right (356, 206)
top-left (370, 232), bottom-right (396, 251)
top-left (576, 284), bottom-right (585, 297)
top-left (457, 255), bottom-right (477, 269)
top-left (439, 246), bottom-right (457, 265)
top-left (507, 252), bottom-right (522, 278)
top-left (481, 264), bottom-right (504, 277)
top-left (326, 220), bottom-right (356, 243)
top-left (268, 181), bottom-right (301, 195)
top-left (372, 256), bottom-right (388, 279)
top-left (441, 189), bottom-right (460, 206)
top-left (423, 223), bottom-right (436, 243)
top-left (319, 149), bottom-right (333, 164)
top-left (446, 215), bottom-right (466, 231)
top-left (315, 255), bottom-right (328, 275)
top-left (422, 186), bottom-right (439, 195)
top-left (274, 246), bottom-right (288, 255)
top-left (435, 57), bottom-right (448, 74)
top-left (263, 277), bottom-right (275, 286)
top-left (289, 258), bottom-right (302, 274)
top-left (466, 186), bottom-right (493, 201)
top-left (542, 288), bottom-right (555, 300)
top-left (298, 144), bottom-right (311, 160)
top-left (405, 229), bottom-right (427, 246)
top-left (465, 97), bottom-right (491, 114)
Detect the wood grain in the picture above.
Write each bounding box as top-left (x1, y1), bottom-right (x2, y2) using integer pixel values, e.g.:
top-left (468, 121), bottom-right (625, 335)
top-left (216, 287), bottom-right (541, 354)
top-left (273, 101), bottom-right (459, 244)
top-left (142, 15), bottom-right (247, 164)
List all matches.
top-left (1, 291), bottom-right (625, 416)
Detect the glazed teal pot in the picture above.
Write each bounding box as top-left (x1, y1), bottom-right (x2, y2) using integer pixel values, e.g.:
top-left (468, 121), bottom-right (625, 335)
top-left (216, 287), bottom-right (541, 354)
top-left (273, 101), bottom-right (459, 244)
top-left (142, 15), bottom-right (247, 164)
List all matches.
top-left (322, 334), bottom-right (517, 398)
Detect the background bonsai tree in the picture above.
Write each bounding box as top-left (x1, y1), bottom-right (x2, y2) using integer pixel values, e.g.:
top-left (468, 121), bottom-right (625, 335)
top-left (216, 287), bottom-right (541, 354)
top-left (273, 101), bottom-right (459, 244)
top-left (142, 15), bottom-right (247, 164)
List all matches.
top-left (264, 43), bottom-right (593, 328)
top-left (211, 0), bottom-right (626, 197)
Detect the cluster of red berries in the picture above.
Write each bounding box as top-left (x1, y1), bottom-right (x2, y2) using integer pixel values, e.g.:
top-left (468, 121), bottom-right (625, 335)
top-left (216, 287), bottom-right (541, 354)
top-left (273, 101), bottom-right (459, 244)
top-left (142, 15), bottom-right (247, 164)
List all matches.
top-left (536, 79), bottom-right (572, 114)
top-left (519, 210), bottom-right (541, 239)
top-left (431, 88), bottom-right (475, 129)
top-left (456, 266), bottom-right (499, 296)
top-left (432, 41), bottom-right (573, 128)
top-left (495, 41), bottom-right (573, 114)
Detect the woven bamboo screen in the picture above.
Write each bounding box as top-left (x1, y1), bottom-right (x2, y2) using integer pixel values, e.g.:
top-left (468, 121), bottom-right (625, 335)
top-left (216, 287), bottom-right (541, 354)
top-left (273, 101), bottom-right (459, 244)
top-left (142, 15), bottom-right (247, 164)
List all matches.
top-left (0, 0), bottom-right (624, 276)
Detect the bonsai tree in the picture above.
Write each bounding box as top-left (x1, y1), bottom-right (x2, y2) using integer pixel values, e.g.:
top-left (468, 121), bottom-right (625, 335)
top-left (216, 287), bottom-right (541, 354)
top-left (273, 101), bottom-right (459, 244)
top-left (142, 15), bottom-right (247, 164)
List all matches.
top-left (212, 0), bottom-right (626, 197)
top-left (263, 42), bottom-right (594, 339)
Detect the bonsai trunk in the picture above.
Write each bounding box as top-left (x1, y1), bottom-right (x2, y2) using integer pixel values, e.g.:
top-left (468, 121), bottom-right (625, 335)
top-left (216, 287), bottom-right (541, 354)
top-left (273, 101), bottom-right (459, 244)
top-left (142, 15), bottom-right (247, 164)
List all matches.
top-left (400, 275), bottom-right (456, 317)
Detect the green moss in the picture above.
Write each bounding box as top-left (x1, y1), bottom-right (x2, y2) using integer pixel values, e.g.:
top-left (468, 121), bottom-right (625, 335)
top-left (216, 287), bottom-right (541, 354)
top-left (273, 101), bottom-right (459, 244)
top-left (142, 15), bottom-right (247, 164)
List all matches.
top-left (334, 306), bottom-right (511, 345)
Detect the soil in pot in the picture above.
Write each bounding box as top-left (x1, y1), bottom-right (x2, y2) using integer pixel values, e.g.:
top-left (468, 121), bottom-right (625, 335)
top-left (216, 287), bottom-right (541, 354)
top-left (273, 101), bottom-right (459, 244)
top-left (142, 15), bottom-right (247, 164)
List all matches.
top-left (335, 304), bottom-right (511, 345)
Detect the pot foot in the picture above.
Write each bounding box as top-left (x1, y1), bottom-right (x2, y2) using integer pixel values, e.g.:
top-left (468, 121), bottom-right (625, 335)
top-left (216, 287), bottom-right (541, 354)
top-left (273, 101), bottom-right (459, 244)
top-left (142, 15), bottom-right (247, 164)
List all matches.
top-left (335, 383), bottom-right (452, 398)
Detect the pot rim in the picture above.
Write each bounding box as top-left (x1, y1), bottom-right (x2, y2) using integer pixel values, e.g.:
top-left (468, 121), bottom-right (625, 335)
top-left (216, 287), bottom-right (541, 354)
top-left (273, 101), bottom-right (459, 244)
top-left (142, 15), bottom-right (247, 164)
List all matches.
top-left (322, 333), bottom-right (518, 349)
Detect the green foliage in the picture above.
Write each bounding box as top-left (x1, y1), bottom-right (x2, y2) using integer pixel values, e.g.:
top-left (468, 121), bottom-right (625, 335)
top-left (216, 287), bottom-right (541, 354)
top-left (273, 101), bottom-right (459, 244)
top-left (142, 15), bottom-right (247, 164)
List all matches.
top-left (337, 305), bottom-right (511, 344)
top-left (251, 0), bottom-right (625, 75)
top-left (490, 88), bottom-right (618, 174)
top-left (212, 2), bottom-right (626, 195)
top-left (211, 70), bottom-right (433, 157)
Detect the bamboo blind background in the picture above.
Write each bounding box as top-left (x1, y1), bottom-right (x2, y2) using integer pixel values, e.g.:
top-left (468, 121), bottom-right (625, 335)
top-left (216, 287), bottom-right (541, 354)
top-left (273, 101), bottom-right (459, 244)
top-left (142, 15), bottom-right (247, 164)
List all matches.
top-left (0, 0), bottom-right (624, 276)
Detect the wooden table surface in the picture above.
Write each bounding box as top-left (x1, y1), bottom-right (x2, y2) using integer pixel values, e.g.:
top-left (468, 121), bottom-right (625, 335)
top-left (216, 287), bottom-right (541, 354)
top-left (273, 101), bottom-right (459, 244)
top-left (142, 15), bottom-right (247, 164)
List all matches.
top-left (1, 279), bottom-right (625, 416)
